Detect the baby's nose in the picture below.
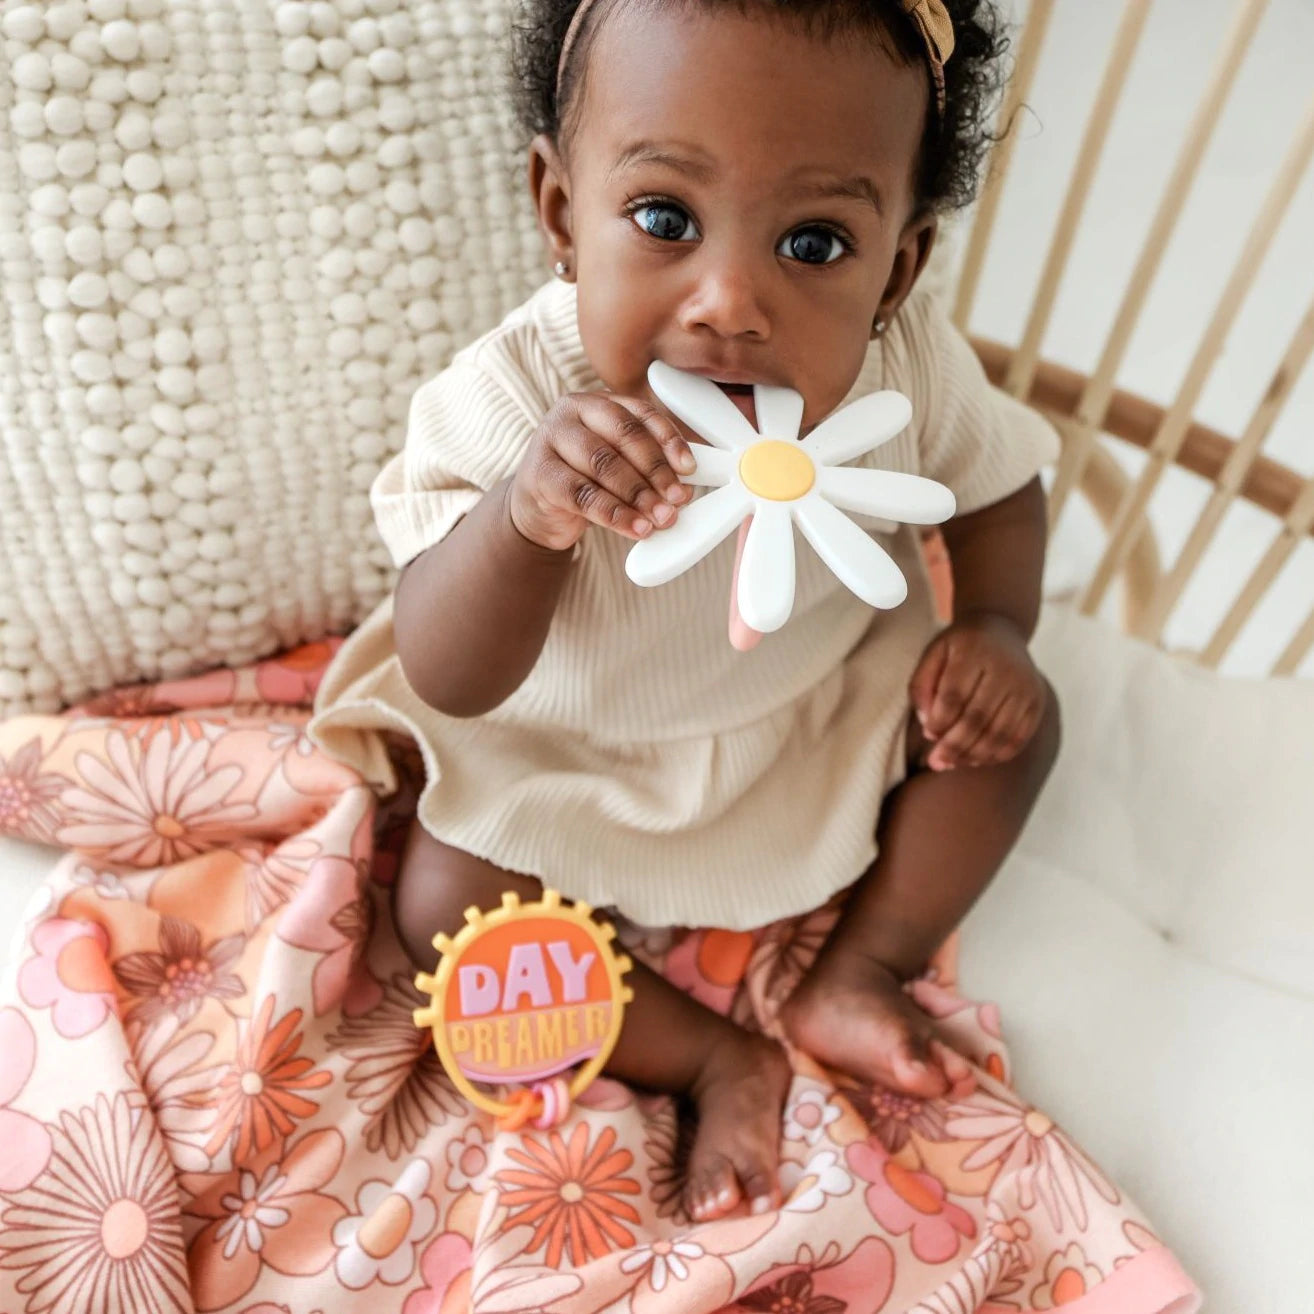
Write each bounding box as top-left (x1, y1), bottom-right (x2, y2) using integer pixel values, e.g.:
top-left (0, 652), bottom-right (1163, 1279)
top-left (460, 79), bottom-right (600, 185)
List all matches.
top-left (679, 259), bottom-right (770, 340)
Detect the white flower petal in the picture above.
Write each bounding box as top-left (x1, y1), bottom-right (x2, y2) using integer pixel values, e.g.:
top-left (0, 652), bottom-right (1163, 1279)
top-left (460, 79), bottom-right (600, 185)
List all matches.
top-left (220, 1219), bottom-right (243, 1260)
top-left (396, 1158), bottom-right (431, 1200)
top-left (381, 1243), bottom-right (419, 1284)
top-left (818, 466), bottom-right (955, 525)
top-left (800, 390), bottom-right (912, 467)
top-left (751, 384), bottom-right (804, 441)
top-left (737, 502), bottom-right (795, 633)
top-left (648, 361), bottom-right (759, 450)
top-left (336, 1241), bottom-right (378, 1290)
top-left (626, 483), bottom-right (751, 587)
top-left (794, 497), bottom-right (908, 609)
top-left (684, 445), bottom-right (738, 487)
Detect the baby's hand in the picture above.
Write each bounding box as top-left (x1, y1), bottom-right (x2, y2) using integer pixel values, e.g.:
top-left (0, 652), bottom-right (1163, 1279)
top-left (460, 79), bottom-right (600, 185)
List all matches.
top-left (909, 614), bottom-right (1047, 771)
top-left (509, 392), bottom-right (696, 552)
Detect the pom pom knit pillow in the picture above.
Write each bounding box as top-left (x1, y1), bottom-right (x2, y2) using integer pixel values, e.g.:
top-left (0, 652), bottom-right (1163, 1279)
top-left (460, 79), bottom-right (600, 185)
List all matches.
top-left (0, 0), bottom-right (544, 715)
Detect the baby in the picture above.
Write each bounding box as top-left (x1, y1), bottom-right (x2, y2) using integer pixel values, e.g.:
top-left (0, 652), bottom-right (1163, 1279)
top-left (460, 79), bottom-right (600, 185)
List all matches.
top-left (312, 0), bottom-right (1060, 1224)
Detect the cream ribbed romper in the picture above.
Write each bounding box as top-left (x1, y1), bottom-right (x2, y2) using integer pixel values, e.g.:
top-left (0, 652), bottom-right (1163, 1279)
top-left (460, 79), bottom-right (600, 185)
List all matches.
top-left (308, 279), bottom-right (1059, 931)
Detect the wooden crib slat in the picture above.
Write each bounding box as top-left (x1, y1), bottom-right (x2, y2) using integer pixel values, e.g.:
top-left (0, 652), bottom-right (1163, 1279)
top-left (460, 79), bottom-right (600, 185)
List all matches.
top-left (1046, 0), bottom-right (1271, 530)
top-left (1078, 91), bottom-right (1314, 617)
top-left (1004, 0), bottom-right (1154, 402)
top-left (1273, 606), bottom-right (1314, 676)
top-left (1135, 295), bottom-right (1314, 641)
top-left (1049, 416), bottom-right (1162, 629)
top-left (1200, 477), bottom-right (1314, 668)
top-left (951, 0), bottom-right (1056, 332)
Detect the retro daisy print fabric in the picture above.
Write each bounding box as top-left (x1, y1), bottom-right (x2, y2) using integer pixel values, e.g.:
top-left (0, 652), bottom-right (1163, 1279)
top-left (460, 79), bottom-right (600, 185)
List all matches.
top-left (0, 643), bottom-right (1201, 1313)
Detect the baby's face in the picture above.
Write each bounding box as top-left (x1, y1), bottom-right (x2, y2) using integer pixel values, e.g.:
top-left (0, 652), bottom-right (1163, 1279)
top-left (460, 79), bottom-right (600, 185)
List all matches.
top-left (545, 4), bottom-right (931, 439)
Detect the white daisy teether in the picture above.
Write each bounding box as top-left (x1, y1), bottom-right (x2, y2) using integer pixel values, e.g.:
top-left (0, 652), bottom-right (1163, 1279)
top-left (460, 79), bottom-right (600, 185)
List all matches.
top-left (626, 361), bottom-right (956, 643)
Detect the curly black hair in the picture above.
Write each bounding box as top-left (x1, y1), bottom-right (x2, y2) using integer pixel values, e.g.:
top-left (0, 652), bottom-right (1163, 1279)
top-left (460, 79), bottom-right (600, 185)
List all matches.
top-left (509, 0), bottom-right (1011, 216)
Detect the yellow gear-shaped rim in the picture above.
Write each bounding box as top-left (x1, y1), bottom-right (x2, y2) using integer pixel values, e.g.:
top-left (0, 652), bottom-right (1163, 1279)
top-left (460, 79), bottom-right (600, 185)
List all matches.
top-left (412, 889), bottom-right (633, 1123)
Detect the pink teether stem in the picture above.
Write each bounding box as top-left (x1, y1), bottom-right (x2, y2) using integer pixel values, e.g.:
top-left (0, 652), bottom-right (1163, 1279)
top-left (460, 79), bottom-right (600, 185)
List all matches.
top-left (728, 517), bottom-right (764, 652)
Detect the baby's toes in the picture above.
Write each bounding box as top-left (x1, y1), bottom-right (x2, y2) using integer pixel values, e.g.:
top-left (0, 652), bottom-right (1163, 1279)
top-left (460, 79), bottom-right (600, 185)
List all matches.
top-left (727, 1144), bottom-right (779, 1217)
top-left (685, 1153), bottom-right (741, 1222)
top-left (889, 1028), bottom-right (951, 1099)
top-left (931, 1038), bottom-right (977, 1099)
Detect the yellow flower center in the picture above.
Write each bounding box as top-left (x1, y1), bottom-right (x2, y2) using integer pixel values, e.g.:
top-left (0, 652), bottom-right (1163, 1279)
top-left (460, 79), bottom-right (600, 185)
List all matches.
top-left (738, 441), bottom-right (815, 502)
top-left (559, 1180), bottom-right (585, 1203)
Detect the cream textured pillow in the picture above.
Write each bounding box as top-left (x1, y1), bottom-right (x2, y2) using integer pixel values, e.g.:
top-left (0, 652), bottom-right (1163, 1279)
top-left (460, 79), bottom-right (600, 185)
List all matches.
top-left (0, 0), bottom-right (544, 715)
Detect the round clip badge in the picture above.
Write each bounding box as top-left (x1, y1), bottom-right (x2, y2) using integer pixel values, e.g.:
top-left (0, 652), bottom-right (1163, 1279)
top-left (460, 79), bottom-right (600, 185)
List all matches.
top-left (412, 890), bottom-right (633, 1128)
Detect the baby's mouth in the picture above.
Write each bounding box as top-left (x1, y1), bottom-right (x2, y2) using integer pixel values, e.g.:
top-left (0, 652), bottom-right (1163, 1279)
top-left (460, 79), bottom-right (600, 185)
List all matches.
top-left (714, 381), bottom-right (758, 429)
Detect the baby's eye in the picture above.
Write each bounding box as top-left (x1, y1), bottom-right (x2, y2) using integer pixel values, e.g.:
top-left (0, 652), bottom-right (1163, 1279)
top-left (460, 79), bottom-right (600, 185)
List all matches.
top-left (779, 226), bottom-right (848, 265)
top-left (631, 202), bottom-right (699, 243)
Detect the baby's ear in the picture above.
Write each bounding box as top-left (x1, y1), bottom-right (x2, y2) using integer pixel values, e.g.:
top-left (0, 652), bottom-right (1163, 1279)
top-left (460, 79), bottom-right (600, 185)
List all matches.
top-left (528, 133), bottom-right (575, 273)
top-left (874, 213), bottom-right (938, 332)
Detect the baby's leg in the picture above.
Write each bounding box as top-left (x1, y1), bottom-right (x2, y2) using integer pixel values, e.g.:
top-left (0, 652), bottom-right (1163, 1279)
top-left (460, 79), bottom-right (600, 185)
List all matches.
top-left (782, 680), bottom-right (1060, 1099)
top-left (394, 821), bottom-right (791, 1220)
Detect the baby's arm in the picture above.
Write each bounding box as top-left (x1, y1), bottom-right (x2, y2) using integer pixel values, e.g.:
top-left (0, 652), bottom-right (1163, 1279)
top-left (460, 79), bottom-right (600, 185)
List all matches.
top-left (394, 480), bottom-right (576, 716)
top-left (941, 474), bottom-right (1046, 634)
top-left (909, 476), bottom-right (1050, 771)
top-left (394, 393), bottom-right (693, 717)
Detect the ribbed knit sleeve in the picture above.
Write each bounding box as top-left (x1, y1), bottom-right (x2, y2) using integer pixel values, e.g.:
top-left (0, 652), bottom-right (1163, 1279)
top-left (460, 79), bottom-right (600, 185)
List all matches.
top-left (892, 290), bottom-right (1061, 515)
top-left (370, 360), bottom-right (527, 568)
top-left (373, 304), bottom-right (572, 567)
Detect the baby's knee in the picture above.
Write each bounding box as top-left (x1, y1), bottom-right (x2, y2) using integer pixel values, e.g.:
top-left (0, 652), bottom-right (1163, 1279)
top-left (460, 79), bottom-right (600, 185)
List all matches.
top-left (392, 820), bottom-right (513, 969)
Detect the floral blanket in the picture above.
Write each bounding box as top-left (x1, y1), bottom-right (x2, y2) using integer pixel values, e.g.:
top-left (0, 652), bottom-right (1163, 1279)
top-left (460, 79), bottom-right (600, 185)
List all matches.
top-left (0, 643), bottom-right (1201, 1314)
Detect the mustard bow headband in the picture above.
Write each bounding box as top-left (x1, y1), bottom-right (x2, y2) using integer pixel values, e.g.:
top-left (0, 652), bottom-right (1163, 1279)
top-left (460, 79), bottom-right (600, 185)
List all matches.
top-left (555, 0), bottom-right (956, 119)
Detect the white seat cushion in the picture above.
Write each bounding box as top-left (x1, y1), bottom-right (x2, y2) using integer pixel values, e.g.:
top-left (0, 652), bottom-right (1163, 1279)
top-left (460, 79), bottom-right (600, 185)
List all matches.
top-left (961, 605), bottom-right (1314, 1312)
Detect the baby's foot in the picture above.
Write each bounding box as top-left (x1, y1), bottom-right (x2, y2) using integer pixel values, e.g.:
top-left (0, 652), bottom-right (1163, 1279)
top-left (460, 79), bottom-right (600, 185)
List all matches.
top-left (781, 950), bottom-right (976, 1101)
top-left (684, 1030), bottom-right (791, 1222)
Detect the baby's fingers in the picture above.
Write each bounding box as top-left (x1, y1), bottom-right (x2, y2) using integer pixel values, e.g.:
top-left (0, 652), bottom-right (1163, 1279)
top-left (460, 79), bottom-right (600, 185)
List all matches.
top-left (927, 681), bottom-right (1001, 771)
top-left (909, 636), bottom-right (950, 730)
top-left (963, 697), bottom-right (1042, 769)
top-left (938, 693), bottom-right (1014, 770)
top-left (546, 430), bottom-right (672, 541)
top-left (959, 698), bottom-right (1025, 769)
top-left (929, 1039), bottom-right (976, 1099)
top-left (580, 394), bottom-right (695, 505)
top-left (921, 658), bottom-right (984, 744)
top-left (538, 448), bottom-right (657, 540)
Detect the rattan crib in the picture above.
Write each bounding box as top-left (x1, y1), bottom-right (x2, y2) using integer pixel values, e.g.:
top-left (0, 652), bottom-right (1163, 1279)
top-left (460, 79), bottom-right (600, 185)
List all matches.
top-left (956, 0), bottom-right (1312, 674)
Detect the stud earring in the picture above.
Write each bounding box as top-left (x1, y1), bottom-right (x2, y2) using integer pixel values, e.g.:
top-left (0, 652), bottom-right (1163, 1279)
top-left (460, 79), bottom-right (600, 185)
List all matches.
top-left (873, 318), bottom-right (887, 336)
top-left (554, 260), bottom-right (570, 279)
